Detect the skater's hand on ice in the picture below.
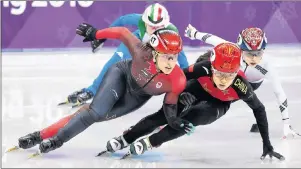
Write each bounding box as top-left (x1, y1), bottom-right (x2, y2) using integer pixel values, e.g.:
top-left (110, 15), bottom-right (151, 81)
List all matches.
top-left (184, 24), bottom-right (198, 40)
top-left (76, 23), bottom-right (97, 42)
top-left (282, 123), bottom-right (301, 139)
top-left (170, 118), bottom-right (195, 135)
top-left (91, 39), bottom-right (107, 53)
top-left (260, 145), bottom-right (285, 161)
top-left (179, 92), bottom-right (197, 106)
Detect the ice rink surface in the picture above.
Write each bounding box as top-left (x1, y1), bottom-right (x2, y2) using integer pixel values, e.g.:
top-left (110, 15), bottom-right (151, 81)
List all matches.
top-left (2, 46), bottom-right (301, 168)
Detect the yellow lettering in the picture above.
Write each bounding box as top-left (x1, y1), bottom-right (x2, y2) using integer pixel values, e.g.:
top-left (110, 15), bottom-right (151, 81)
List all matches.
top-left (234, 79), bottom-right (247, 94)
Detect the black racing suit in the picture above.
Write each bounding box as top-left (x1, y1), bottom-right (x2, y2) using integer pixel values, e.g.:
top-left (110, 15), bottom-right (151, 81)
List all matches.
top-left (122, 61), bottom-right (272, 149)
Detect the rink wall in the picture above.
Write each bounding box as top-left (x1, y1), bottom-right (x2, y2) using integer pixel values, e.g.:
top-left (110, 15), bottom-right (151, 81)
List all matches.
top-left (2, 1), bottom-right (301, 50)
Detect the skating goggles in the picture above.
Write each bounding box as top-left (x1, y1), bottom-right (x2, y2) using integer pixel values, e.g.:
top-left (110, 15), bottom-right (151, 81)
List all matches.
top-left (211, 67), bottom-right (238, 80)
top-left (156, 51), bottom-right (178, 62)
top-left (149, 25), bottom-right (165, 31)
top-left (242, 50), bottom-right (264, 58)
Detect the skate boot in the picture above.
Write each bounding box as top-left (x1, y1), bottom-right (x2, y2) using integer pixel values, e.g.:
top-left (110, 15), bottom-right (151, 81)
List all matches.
top-left (129, 137), bottom-right (153, 156)
top-left (18, 131), bottom-right (43, 149)
top-left (39, 136), bottom-right (63, 154)
top-left (250, 123), bottom-right (259, 133)
top-left (107, 135), bottom-right (129, 153)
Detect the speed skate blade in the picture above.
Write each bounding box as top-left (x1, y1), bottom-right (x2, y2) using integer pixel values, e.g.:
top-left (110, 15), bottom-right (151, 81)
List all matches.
top-left (71, 102), bottom-right (85, 108)
top-left (5, 146), bottom-right (20, 153)
top-left (57, 101), bottom-right (69, 106)
top-left (120, 152), bottom-right (131, 160)
top-left (96, 150), bottom-right (108, 157)
top-left (28, 151), bottom-right (42, 159)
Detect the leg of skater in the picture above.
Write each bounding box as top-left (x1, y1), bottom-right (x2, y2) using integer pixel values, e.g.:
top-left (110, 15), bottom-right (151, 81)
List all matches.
top-left (17, 104), bottom-right (89, 150)
top-left (128, 101), bottom-right (230, 156)
top-left (61, 42), bottom-right (131, 107)
top-left (18, 65), bottom-right (127, 153)
top-left (101, 107), bottom-right (168, 155)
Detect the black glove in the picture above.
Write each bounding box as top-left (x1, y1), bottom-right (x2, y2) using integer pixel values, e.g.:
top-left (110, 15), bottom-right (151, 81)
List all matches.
top-left (91, 39), bottom-right (107, 53)
top-left (76, 23), bottom-right (98, 42)
top-left (67, 89), bottom-right (94, 104)
top-left (77, 90), bottom-right (94, 103)
top-left (168, 118), bottom-right (195, 135)
top-left (260, 144), bottom-right (285, 161)
top-left (179, 92), bottom-right (197, 106)
top-left (67, 89), bottom-right (85, 104)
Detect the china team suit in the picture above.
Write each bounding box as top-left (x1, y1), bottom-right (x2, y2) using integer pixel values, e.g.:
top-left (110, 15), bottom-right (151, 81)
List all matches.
top-left (122, 60), bottom-right (274, 151)
top-left (24, 27), bottom-right (186, 153)
top-left (192, 31), bottom-right (289, 122)
top-left (86, 13), bottom-right (189, 95)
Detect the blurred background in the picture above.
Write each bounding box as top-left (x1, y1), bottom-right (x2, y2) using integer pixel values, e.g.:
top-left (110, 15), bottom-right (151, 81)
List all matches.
top-left (2, 1), bottom-right (301, 51)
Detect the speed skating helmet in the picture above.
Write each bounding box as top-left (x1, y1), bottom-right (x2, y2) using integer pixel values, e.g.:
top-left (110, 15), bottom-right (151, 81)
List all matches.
top-left (149, 29), bottom-right (182, 54)
top-left (142, 3), bottom-right (170, 28)
top-left (237, 27), bottom-right (267, 51)
top-left (211, 42), bottom-right (242, 73)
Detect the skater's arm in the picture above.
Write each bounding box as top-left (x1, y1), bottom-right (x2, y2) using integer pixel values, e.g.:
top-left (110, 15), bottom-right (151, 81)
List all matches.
top-left (177, 50), bottom-right (189, 69)
top-left (235, 77), bottom-right (271, 147)
top-left (185, 24), bottom-right (227, 46)
top-left (195, 32), bottom-right (228, 47)
top-left (110, 13), bottom-right (142, 27)
top-left (266, 63), bottom-right (289, 120)
top-left (183, 61), bottom-right (211, 80)
top-left (95, 27), bottom-right (141, 59)
top-left (163, 72), bottom-right (186, 119)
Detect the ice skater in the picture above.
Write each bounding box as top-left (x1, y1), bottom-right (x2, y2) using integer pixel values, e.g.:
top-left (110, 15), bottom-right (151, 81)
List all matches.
top-left (7, 24), bottom-right (192, 158)
top-left (102, 42), bottom-right (285, 161)
top-left (60, 3), bottom-right (189, 108)
top-left (184, 25), bottom-right (300, 138)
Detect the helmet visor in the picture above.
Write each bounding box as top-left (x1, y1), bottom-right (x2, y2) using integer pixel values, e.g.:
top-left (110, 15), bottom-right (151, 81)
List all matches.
top-left (212, 67), bottom-right (238, 80)
top-left (242, 50), bottom-right (264, 58)
top-left (155, 51), bottom-right (178, 62)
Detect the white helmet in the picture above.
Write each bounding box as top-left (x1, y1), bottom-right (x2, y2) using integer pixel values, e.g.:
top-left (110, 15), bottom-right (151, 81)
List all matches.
top-left (142, 3), bottom-right (170, 27)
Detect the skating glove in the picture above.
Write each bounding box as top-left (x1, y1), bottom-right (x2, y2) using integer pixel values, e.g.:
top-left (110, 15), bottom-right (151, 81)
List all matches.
top-left (169, 118), bottom-right (195, 135)
top-left (184, 24), bottom-right (198, 40)
top-left (91, 39), bottom-right (107, 53)
top-left (76, 23), bottom-right (98, 42)
top-left (76, 89), bottom-right (94, 103)
top-left (67, 89), bottom-right (86, 104)
top-left (282, 122), bottom-right (301, 139)
top-left (260, 144), bottom-right (285, 161)
top-left (58, 89), bottom-right (94, 108)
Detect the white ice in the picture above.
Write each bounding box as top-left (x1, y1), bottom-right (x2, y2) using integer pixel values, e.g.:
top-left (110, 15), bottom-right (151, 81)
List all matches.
top-left (2, 46), bottom-right (301, 168)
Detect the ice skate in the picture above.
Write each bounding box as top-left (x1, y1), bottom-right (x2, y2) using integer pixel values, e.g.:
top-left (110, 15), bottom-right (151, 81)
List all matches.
top-left (96, 135), bottom-right (129, 157)
top-left (28, 136), bottom-right (63, 158)
top-left (121, 137), bottom-right (152, 159)
top-left (6, 131), bottom-right (42, 153)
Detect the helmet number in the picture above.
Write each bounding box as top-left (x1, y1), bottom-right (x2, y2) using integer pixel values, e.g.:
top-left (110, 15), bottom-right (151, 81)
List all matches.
top-left (150, 35), bottom-right (159, 47)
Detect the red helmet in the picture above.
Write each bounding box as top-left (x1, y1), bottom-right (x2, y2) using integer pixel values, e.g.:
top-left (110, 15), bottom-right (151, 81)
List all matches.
top-left (149, 29), bottom-right (182, 54)
top-left (211, 43), bottom-right (242, 73)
